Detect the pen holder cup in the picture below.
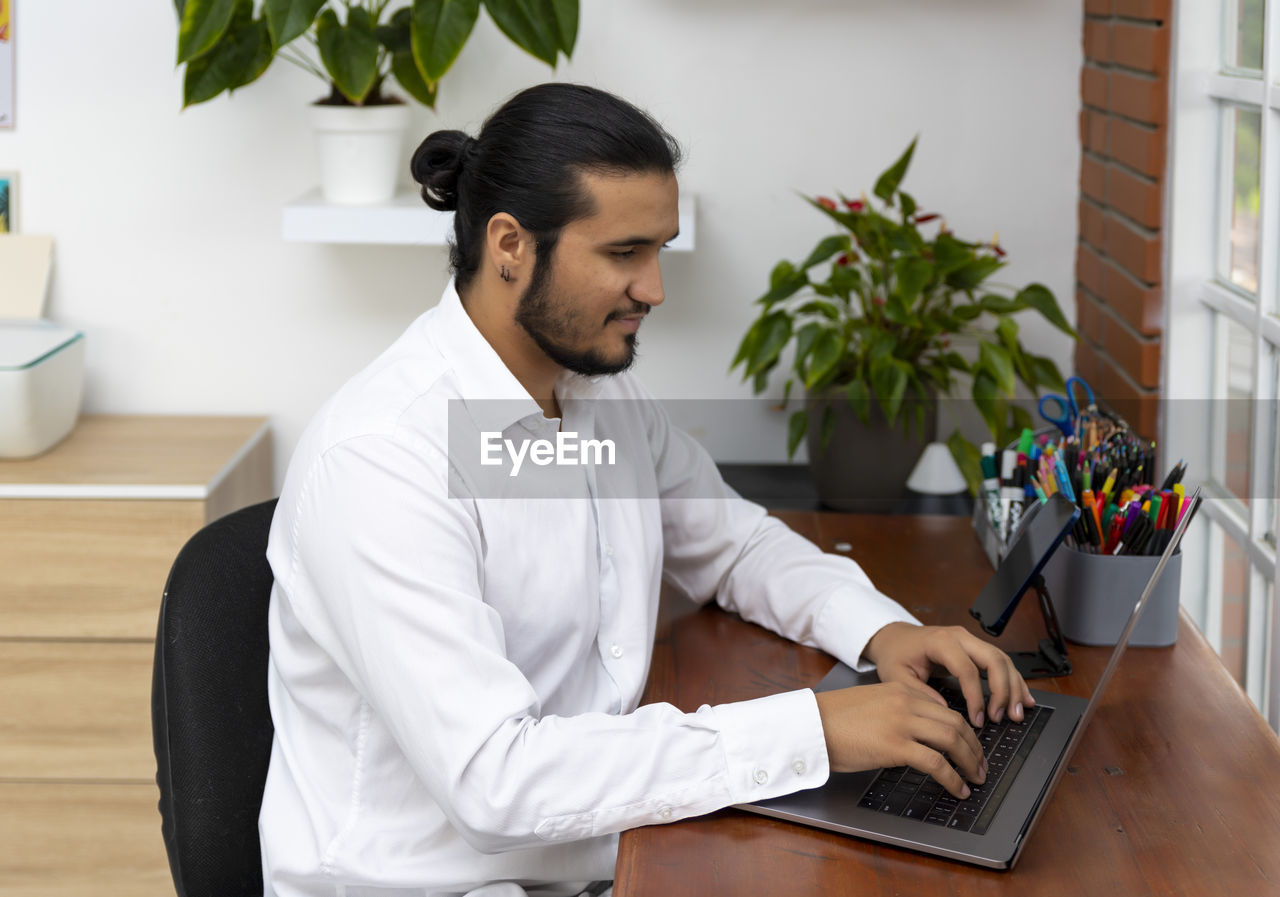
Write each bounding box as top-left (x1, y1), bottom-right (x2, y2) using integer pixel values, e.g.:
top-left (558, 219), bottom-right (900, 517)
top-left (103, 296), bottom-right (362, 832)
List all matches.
top-left (1040, 544), bottom-right (1182, 647)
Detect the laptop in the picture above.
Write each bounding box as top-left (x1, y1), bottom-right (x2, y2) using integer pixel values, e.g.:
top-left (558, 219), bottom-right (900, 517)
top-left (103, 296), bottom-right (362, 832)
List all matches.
top-left (740, 487), bottom-right (1202, 869)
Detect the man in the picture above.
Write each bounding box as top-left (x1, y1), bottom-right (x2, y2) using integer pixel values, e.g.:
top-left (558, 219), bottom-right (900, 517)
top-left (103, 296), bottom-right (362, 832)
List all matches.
top-left (260, 83), bottom-right (1032, 897)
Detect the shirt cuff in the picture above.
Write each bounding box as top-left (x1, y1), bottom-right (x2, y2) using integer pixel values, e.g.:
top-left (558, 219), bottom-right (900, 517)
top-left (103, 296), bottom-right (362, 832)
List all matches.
top-left (813, 585), bottom-right (922, 673)
top-left (709, 689), bottom-right (830, 805)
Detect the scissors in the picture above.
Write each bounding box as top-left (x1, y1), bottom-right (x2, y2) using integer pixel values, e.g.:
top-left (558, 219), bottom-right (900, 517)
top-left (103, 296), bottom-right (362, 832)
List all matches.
top-left (1038, 376), bottom-right (1096, 439)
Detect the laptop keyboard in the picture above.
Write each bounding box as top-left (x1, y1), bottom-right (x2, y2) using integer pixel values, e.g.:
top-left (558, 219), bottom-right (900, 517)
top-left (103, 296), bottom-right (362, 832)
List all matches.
top-left (857, 687), bottom-right (1053, 835)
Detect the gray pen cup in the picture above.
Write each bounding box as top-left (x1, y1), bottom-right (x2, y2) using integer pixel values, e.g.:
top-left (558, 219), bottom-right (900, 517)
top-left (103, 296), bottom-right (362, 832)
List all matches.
top-left (1040, 544), bottom-right (1182, 647)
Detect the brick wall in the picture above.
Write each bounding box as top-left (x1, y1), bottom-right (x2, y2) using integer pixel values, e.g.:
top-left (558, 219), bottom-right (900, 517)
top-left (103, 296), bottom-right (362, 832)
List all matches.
top-left (1074, 0), bottom-right (1172, 439)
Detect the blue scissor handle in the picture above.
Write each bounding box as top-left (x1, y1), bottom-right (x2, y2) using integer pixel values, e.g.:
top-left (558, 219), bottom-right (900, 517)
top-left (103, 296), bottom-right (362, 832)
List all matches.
top-left (1038, 377), bottom-right (1096, 438)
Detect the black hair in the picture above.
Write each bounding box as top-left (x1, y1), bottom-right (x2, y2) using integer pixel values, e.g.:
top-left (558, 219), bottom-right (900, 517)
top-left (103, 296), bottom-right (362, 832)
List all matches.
top-left (410, 83), bottom-right (683, 293)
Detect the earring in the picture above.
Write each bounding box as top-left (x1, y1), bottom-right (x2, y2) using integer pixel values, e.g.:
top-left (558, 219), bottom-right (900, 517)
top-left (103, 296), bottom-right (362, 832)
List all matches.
top-left (499, 266), bottom-right (511, 283)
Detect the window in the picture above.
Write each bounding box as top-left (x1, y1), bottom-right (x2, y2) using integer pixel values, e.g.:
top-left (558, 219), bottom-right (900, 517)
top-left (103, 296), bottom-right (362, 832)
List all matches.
top-left (1168, 0), bottom-right (1279, 731)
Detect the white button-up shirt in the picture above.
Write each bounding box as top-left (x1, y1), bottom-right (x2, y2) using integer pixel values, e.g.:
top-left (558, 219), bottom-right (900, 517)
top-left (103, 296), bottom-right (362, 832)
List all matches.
top-left (259, 280), bottom-right (919, 897)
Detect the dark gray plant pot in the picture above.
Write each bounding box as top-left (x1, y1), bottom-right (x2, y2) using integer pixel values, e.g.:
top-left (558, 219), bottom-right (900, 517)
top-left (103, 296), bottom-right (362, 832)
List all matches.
top-left (805, 390), bottom-right (938, 513)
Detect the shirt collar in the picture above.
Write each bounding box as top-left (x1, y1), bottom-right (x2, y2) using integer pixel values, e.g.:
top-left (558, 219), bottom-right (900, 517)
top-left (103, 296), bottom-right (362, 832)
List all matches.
top-left (432, 278), bottom-right (608, 433)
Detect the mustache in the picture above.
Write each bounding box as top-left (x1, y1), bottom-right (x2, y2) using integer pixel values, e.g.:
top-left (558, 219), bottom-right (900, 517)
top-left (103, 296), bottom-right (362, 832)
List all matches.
top-left (605, 301), bottom-right (651, 323)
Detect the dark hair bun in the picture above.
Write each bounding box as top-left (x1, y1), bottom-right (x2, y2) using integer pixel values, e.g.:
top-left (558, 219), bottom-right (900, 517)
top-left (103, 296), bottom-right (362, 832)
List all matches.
top-left (410, 130), bottom-right (475, 212)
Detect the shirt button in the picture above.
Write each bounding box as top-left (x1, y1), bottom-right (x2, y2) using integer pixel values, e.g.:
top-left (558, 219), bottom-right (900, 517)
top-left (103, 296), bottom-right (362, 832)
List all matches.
top-left (610, 643), bottom-right (624, 659)
top-left (604, 543), bottom-right (615, 557)
top-left (658, 807), bottom-right (673, 820)
top-left (753, 768), bottom-right (769, 786)
top-left (792, 760), bottom-right (807, 776)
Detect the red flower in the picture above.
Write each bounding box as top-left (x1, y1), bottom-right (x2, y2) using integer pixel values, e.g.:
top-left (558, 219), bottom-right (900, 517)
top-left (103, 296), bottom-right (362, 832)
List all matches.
top-left (835, 253), bottom-right (851, 266)
top-left (817, 196), bottom-right (837, 211)
top-left (913, 213), bottom-right (940, 223)
top-left (992, 244), bottom-right (1007, 258)
top-left (872, 296), bottom-right (886, 307)
top-left (845, 199), bottom-right (865, 212)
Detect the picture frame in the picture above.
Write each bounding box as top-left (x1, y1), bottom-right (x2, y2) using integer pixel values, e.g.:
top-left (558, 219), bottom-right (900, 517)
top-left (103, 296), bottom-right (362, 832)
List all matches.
top-left (0, 172), bottom-right (16, 233)
top-left (0, 0), bottom-right (11, 128)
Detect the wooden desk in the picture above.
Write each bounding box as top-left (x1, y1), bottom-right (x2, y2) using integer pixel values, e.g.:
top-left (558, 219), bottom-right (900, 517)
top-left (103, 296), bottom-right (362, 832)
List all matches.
top-left (617, 512), bottom-right (1280, 896)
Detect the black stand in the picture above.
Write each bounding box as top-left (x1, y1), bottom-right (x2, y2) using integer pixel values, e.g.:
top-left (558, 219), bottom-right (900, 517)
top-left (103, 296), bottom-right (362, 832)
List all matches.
top-left (1007, 575), bottom-right (1072, 679)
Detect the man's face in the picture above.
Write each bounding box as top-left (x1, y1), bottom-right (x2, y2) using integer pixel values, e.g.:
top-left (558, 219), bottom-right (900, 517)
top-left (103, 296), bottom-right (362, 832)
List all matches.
top-left (514, 170), bottom-right (679, 377)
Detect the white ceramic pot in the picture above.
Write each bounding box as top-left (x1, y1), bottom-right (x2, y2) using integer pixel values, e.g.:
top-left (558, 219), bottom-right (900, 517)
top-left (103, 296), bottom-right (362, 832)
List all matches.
top-left (310, 102), bottom-right (410, 205)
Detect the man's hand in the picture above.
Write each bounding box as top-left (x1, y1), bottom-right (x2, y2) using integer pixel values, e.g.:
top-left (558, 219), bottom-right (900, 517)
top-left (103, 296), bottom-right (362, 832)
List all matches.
top-left (814, 682), bottom-right (986, 799)
top-left (863, 622), bottom-right (1035, 729)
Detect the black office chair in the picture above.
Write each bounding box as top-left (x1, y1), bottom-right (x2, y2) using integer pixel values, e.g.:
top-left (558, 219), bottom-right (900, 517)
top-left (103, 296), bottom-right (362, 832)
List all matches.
top-left (152, 498), bottom-right (279, 897)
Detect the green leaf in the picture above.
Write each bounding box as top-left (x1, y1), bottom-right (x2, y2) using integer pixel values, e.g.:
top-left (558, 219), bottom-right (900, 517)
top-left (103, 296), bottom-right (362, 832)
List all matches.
top-left (940, 351), bottom-right (970, 372)
top-left (731, 316), bottom-right (765, 371)
top-left (755, 270), bottom-right (808, 307)
top-left (995, 316), bottom-right (1020, 352)
top-left (770, 260), bottom-right (796, 289)
top-left (796, 300), bottom-right (840, 320)
top-left (799, 234), bottom-right (850, 271)
top-left (483, 0), bottom-right (560, 66)
top-left (316, 8), bottom-right (381, 103)
top-left (870, 357), bottom-right (909, 424)
top-left (977, 293), bottom-right (1022, 315)
top-left (893, 256), bottom-right (933, 308)
top-left (946, 429), bottom-right (983, 497)
top-left (1016, 282), bottom-right (1077, 338)
top-left (392, 50), bottom-right (439, 106)
top-left (873, 137), bottom-right (917, 203)
top-left (787, 410), bottom-right (808, 459)
top-left (930, 232), bottom-right (972, 275)
top-left (1028, 353), bottom-right (1067, 391)
top-left (1010, 404), bottom-right (1036, 437)
top-left (828, 263), bottom-right (861, 297)
top-left (792, 322), bottom-right (824, 374)
top-left (946, 255), bottom-right (1003, 291)
top-left (263, 0), bottom-right (326, 47)
top-left (979, 342), bottom-right (1016, 395)
top-left (866, 330), bottom-right (896, 363)
top-left (182, 12), bottom-right (272, 106)
top-left (881, 293), bottom-right (914, 326)
top-left (806, 196), bottom-right (860, 230)
top-left (549, 0), bottom-right (579, 54)
top-left (804, 329), bottom-right (844, 389)
top-left (887, 224), bottom-right (920, 254)
top-left (377, 7), bottom-right (414, 52)
top-left (412, 0), bottom-right (481, 83)
top-left (177, 0), bottom-right (238, 62)
top-left (845, 378), bottom-right (871, 425)
top-left (745, 313), bottom-right (792, 377)
top-left (899, 190), bottom-right (917, 220)
top-left (972, 369), bottom-right (1002, 436)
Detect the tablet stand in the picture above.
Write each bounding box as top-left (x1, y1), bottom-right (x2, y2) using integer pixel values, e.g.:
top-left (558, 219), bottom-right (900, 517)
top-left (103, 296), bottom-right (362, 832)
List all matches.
top-left (1005, 574), bottom-right (1072, 679)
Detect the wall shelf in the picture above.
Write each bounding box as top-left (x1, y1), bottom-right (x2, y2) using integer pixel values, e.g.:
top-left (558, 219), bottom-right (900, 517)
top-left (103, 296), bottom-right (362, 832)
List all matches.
top-left (282, 189), bottom-right (697, 251)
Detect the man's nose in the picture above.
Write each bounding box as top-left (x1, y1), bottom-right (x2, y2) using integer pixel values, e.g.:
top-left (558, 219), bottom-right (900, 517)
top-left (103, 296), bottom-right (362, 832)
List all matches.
top-left (630, 256), bottom-right (665, 308)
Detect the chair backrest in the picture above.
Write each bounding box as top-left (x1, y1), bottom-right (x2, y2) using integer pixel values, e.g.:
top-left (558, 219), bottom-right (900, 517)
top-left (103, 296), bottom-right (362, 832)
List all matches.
top-left (152, 498), bottom-right (278, 897)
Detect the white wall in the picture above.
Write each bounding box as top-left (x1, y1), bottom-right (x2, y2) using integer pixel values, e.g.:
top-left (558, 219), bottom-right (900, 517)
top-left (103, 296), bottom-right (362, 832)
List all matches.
top-left (0, 0), bottom-right (1082, 485)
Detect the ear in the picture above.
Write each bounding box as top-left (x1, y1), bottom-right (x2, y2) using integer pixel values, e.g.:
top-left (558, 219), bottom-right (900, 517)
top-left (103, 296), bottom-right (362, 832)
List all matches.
top-left (485, 212), bottom-right (534, 283)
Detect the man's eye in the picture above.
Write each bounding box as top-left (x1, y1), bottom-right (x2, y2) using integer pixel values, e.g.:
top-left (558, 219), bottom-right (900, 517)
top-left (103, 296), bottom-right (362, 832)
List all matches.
top-left (612, 249), bottom-right (637, 259)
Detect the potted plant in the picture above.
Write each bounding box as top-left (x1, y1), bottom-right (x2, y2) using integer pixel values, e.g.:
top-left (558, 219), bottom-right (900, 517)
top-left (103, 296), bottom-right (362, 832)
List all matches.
top-left (173, 0), bottom-right (579, 203)
top-left (731, 138), bottom-right (1076, 509)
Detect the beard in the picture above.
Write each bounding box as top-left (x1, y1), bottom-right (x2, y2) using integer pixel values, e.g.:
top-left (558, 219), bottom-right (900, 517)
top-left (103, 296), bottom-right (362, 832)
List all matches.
top-left (513, 250), bottom-right (647, 378)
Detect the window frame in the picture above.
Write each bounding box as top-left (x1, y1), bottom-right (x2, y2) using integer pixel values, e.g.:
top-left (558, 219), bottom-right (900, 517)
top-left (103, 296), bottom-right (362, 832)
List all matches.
top-left (1167, 0), bottom-right (1279, 730)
